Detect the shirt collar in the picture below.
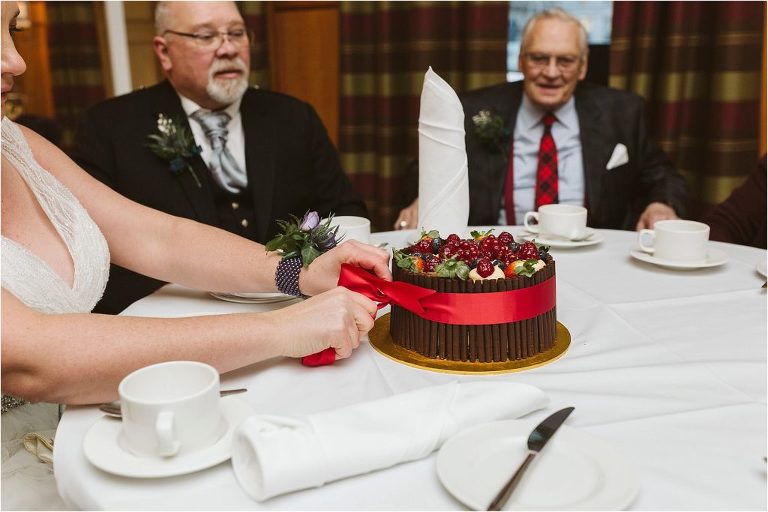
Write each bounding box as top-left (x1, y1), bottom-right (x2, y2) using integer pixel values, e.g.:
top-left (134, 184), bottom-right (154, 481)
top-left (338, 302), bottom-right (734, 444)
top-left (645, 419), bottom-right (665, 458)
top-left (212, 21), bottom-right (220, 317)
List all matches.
top-left (178, 93), bottom-right (242, 119)
top-left (519, 94), bottom-right (577, 131)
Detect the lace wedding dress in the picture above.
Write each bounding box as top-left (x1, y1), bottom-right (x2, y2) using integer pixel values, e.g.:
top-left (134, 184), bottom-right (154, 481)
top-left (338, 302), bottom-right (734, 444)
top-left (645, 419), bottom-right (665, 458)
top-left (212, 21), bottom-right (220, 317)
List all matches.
top-left (1, 117), bottom-right (110, 510)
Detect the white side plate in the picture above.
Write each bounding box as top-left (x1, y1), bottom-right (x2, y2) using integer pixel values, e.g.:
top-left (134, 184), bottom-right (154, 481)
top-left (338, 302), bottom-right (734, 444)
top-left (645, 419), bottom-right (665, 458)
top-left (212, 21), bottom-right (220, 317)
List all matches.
top-left (209, 292), bottom-right (297, 304)
top-left (437, 420), bottom-right (639, 510)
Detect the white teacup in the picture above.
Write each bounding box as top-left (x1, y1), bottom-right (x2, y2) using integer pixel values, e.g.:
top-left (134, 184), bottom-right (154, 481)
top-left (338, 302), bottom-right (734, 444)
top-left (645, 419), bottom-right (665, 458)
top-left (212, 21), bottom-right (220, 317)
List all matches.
top-left (637, 220), bottom-right (710, 263)
top-left (326, 215), bottom-right (371, 244)
top-left (118, 361), bottom-right (224, 458)
top-left (523, 204), bottom-right (588, 240)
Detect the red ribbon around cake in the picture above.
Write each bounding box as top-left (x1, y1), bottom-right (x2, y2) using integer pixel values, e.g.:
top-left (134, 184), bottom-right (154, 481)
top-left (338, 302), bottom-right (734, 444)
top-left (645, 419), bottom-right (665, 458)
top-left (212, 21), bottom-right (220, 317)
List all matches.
top-left (302, 264), bottom-right (556, 367)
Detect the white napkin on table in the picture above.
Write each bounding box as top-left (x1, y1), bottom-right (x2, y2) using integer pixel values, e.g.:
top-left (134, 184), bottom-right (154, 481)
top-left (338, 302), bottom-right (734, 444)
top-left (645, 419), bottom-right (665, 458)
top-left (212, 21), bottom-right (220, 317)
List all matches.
top-left (231, 381), bottom-right (547, 501)
top-left (417, 67), bottom-right (470, 236)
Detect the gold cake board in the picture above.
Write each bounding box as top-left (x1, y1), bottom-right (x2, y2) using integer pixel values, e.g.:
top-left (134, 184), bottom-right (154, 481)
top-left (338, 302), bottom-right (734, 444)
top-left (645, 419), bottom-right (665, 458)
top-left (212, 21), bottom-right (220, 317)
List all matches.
top-left (368, 313), bottom-right (570, 375)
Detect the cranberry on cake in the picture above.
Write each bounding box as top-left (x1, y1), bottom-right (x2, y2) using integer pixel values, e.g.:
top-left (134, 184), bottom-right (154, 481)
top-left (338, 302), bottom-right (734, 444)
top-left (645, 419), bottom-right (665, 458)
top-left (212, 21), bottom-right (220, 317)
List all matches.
top-left (390, 230), bottom-right (556, 363)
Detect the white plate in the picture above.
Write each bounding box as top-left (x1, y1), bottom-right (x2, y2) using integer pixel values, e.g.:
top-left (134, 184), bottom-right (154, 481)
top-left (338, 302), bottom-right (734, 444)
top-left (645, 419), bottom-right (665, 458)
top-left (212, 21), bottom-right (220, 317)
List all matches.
top-left (437, 419), bottom-right (638, 511)
top-left (518, 228), bottom-right (603, 248)
top-left (209, 291), bottom-right (297, 304)
top-left (629, 247), bottom-right (729, 270)
top-left (83, 397), bottom-right (254, 478)
top-left (756, 260), bottom-right (767, 277)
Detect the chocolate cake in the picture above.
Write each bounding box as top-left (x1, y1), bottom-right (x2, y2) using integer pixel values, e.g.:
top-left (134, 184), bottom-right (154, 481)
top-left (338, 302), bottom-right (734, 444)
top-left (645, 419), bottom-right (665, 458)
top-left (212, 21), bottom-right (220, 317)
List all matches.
top-left (389, 230), bottom-right (557, 363)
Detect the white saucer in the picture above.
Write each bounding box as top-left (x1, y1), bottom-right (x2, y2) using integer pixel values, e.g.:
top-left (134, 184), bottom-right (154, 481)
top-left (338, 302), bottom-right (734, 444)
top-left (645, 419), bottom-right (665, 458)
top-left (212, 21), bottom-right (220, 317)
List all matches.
top-left (83, 397), bottom-right (254, 478)
top-left (209, 291), bottom-right (297, 304)
top-left (518, 228), bottom-right (603, 248)
top-left (629, 247), bottom-right (729, 270)
top-left (756, 260), bottom-right (767, 277)
top-left (437, 419), bottom-right (639, 510)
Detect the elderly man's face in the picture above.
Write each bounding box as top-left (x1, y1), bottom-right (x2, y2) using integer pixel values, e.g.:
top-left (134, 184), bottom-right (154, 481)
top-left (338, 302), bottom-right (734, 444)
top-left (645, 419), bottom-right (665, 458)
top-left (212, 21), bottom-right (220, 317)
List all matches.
top-left (518, 18), bottom-right (587, 111)
top-left (154, 1), bottom-right (250, 109)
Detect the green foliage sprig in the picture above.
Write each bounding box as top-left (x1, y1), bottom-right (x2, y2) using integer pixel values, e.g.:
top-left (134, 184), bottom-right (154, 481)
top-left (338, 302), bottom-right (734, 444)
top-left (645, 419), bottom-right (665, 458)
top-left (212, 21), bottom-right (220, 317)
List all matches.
top-left (472, 110), bottom-right (511, 162)
top-left (146, 114), bottom-right (203, 187)
top-left (435, 257), bottom-right (470, 280)
top-left (265, 211), bottom-right (342, 267)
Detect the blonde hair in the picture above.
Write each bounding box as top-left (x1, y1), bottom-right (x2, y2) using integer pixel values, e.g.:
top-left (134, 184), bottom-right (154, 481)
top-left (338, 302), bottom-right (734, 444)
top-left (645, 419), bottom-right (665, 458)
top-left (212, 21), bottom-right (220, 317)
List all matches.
top-left (520, 8), bottom-right (589, 56)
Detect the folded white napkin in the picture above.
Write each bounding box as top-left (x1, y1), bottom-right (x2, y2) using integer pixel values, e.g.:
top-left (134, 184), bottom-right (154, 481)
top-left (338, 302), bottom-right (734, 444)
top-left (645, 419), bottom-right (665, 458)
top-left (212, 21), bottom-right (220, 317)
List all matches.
top-left (231, 381), bottom-right (547, 501)
top-left (417, 67), bottom-right (470, 236)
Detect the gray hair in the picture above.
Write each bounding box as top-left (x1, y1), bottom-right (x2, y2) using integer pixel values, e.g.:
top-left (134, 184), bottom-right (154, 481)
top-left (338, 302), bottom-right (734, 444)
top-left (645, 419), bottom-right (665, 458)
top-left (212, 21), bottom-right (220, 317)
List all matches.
top-left (154, 1), bottom-right (171, 35)
top-left (520, 8), bottom-right (589, 57)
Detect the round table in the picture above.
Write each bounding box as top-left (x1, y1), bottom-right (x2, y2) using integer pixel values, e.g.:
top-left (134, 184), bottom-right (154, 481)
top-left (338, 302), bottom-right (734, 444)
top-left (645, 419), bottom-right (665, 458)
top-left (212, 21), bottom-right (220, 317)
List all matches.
top-left (54, 228), bottom-right (767, 510)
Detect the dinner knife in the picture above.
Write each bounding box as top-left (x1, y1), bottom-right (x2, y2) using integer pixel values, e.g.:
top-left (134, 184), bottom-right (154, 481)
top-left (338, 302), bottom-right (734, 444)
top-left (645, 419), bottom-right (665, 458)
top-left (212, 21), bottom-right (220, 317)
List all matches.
top-left (487, 406), bottom-right (575, 511)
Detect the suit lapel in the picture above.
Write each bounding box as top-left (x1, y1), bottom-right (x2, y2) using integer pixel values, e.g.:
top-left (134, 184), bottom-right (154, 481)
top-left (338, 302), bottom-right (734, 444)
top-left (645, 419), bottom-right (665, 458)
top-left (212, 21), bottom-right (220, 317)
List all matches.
top-left (575, 85), bottom-right (613, 220)
top-left (240, 88), bottom-right (276, 242)
top-left (154, 82), bottom-right (218, 225)
top-left (499, 82), bottom-right (523, 190)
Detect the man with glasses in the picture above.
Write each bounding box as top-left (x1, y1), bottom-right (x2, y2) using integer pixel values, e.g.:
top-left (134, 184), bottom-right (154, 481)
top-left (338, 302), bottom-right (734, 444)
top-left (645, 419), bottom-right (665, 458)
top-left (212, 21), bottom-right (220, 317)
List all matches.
top-left (73, 1), bottom-right (366, 314)
top-left (395, 8), bottom-right (687, 232)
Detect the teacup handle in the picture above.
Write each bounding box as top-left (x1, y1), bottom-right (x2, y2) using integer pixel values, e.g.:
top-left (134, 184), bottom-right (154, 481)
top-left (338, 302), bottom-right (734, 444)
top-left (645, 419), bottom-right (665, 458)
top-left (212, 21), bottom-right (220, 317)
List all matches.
top-left (156, 411), bottom-right (180, 457)
top-left (523, 212), bottom-right (539, 233)
top-left (638, 229), bottom-right (656, 254)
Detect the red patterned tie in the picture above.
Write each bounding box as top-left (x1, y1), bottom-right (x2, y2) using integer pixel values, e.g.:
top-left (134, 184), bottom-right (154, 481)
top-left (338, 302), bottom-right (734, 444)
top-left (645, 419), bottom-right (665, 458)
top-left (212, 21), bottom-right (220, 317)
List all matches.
top-left (535, 113), bottom-right (558, 208)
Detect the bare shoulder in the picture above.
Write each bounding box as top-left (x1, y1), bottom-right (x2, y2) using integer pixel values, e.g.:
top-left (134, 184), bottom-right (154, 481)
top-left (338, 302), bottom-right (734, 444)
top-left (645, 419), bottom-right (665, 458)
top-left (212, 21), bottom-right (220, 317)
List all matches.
top-left (15, 123), bottom-right (67, 165)
top-left (13, 122), bottom-right (105, 199)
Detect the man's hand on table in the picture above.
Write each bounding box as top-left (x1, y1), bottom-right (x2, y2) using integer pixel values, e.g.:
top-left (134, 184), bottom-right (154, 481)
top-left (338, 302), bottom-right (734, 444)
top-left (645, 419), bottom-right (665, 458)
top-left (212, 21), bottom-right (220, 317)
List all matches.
top-left (635, 202), bottom-right (679, 230)
top-left (394, 198), bottom-right (419, 230)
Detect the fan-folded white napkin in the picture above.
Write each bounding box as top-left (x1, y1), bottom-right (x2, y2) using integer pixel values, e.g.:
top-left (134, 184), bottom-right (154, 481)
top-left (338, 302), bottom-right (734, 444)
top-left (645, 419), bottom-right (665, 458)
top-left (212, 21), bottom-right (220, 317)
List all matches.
top-left (417, 67), bottom-right (470, 235)
top-left (231, 381), bottom-right (547, 501)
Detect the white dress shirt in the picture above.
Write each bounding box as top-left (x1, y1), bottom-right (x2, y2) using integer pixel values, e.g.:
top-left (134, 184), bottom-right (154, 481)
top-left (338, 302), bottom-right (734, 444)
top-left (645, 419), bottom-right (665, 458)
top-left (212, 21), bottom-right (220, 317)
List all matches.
top-left (178, 94), bottom-right (247, 178)
top-left (498, 94), bottom-right (585, 224)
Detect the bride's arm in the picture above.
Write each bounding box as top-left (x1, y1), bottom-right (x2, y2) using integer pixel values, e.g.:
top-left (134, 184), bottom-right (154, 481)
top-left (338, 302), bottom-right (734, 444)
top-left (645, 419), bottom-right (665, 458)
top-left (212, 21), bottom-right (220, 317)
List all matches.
top-left (1, 288), bottom-right (375, 404)
top-left (19, 125), bottom-right (390, 294)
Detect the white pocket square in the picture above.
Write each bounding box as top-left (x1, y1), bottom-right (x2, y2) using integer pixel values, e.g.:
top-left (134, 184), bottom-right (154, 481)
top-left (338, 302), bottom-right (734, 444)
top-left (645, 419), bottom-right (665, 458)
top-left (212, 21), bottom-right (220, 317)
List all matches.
top-left (606, 143), bottom-right (629, 170)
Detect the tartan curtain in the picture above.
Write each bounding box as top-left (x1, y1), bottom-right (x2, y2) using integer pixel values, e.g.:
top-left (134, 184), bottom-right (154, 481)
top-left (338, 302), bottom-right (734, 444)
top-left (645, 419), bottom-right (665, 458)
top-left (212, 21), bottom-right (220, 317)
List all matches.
top-left (609, 1), bottom-right (765, 220)
top-left (44, 2), bottom-right (270, 153)
top-left (46, 1), bottom-right (107, 152)
top-left (339, 1), bottom-right (509, 231)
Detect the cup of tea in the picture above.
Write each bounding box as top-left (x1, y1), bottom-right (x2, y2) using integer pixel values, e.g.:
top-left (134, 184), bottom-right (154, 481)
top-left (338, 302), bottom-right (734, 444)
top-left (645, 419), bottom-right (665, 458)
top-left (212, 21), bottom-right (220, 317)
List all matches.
top-left (637, 220), bottom-right (710, 263)
top-left (325, 215), bottom-right (371, 244)
top-left (118, 361), bottom-right (224, 458)
top-left (523, 204), bottom-right (588, 240)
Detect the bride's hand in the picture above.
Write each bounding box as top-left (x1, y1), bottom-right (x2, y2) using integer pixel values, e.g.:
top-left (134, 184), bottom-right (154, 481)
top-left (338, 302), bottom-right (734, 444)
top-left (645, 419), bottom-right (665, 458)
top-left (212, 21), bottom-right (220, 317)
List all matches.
top-left (268, 287), bottom-right (378, 359)
top-left (298, 240), bottom-right (391, 296)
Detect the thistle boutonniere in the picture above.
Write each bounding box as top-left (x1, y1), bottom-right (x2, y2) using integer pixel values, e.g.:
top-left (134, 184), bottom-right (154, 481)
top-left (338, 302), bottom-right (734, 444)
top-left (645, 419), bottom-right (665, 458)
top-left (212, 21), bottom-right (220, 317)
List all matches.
top-left (265, 210), bottom-right (344, 267)
top-left (472, 109), bottom-right (511, 163)
top-left (146, 114), bottom-right (203, 187)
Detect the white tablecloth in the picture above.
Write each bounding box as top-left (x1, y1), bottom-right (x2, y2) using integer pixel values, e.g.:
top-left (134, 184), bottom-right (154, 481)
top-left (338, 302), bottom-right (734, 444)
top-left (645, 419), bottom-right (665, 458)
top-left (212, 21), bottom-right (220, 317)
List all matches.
top-left (54, 228), bottom-right (767, 510)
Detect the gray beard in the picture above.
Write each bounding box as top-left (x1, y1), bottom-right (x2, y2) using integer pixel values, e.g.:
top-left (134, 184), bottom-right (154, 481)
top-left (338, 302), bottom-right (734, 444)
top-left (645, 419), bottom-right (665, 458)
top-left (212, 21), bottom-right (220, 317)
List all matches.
top-left (206, 75), bottom-right (249, 105)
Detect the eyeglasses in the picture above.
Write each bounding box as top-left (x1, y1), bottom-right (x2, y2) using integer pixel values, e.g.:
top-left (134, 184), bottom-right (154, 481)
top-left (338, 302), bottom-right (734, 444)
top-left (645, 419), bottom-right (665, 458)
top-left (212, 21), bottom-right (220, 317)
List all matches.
top-left (163, 28), bottom-right (254, 50)
top-left (524, 53), bottom-right (582, 72)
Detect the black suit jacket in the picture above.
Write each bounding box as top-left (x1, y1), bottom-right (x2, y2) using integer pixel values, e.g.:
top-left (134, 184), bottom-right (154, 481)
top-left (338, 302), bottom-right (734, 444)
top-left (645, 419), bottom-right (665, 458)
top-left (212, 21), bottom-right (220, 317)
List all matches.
top-left (74, 81), bottom-right (366, 313)
top-left (405, 81), bottom-right (688, 230)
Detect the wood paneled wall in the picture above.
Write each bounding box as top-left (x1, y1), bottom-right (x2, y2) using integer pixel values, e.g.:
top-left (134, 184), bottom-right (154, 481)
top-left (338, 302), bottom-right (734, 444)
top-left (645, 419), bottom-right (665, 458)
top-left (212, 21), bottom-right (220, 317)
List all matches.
top-left (266, 1), bottom-right (340, 145)
top-left (124, 1), bottom-right (162, 90)
top-left (12, 1), bottom-right (54, 118)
